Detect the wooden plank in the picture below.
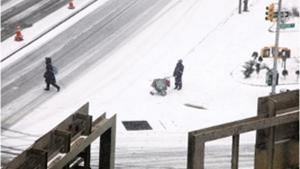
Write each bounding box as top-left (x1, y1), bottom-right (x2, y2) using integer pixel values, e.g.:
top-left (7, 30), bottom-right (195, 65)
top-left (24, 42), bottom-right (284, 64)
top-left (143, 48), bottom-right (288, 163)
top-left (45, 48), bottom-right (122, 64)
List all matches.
top-left (100, 129), bottom-right (112, 169)
top-left (231, 135), bottom-right (239, 169)
top-left (266, 99), bottom-right (276, 169)
top-left (55, 102), bottom-right (89, 133)
top-left (192, 111), bottom-right (298, 142)
top-left (92, 113), bottom-right (106, 128)
top-left (48, 115), bottom-right (116, 169)
top-left (274, 122), bottom-right (299, 140)
top-left (258, 90), bottom-right (299, 114)
top-left (3, 103), bottom-right (90, 169)
top-left (75, 102), bottom-right (89, 115)
top-left (53, 130), bottom-right (71, 153)
top-left (187, 134), bottom-right (205, 169)
top-left (18, 148), bottom-right (48, 169)
top-left (190, 116), bottom-right (259, 136)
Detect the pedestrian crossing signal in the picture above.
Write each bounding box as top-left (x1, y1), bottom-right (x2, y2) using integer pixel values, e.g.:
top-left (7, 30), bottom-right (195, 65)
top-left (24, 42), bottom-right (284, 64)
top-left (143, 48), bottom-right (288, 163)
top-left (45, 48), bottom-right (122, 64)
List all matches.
top-left (266, 71), bottom-right (279, 86)
top-left (265, 3), bottom-right (275, 22)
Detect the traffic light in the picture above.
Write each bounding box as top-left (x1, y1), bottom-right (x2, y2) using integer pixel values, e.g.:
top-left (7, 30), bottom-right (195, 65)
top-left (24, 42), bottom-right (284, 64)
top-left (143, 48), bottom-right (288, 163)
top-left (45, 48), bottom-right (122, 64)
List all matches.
top-left (266, 71), bottom-right (272, 86)
top-left (281, 48), bottom-right (291, 58)
top-left (266, 71), bottom-right (279, 86)
top-left (282, 70), bottom-right (288, 76)
top-left (265, 3), bottom-right (275, 22)
top-left (261, 47), bottom-right (270, 57)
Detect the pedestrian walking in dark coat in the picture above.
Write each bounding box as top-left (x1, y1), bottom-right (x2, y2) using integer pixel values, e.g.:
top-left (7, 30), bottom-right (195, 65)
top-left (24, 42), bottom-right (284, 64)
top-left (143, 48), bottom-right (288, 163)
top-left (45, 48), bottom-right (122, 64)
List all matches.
top-left (173, 59), bottom-right (184, 90)
top-left (44, 57), bottom-right (60, 91)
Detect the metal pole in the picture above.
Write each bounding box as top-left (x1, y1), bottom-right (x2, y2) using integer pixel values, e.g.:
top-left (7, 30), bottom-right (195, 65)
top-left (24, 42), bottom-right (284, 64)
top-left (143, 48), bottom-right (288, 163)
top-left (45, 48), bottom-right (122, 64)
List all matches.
top-left (243, 0), bottom-right (248, 12)
top-left (271, 0), bottom-right (282, 95)
top-left (238, 0), bottom-right (242, 14)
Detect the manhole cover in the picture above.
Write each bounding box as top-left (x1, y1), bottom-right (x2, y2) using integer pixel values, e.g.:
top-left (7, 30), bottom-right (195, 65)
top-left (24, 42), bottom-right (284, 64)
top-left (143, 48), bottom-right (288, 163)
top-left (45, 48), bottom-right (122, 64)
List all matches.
top-left (122, 121), bottom-right (152, 131)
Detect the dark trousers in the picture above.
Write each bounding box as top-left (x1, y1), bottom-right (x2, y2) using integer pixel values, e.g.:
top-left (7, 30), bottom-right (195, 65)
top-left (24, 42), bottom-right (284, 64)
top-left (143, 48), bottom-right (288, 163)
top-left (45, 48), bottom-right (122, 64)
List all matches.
top-left (45, 82), bottom-right (60, 90)
top-left (174, 76), bottom-right (182, 90)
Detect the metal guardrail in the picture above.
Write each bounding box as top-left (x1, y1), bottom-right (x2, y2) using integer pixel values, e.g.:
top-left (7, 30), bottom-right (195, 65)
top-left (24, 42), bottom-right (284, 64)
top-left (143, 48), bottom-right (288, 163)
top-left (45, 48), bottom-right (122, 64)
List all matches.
top-left (3, 102), bottom-right (116, 169)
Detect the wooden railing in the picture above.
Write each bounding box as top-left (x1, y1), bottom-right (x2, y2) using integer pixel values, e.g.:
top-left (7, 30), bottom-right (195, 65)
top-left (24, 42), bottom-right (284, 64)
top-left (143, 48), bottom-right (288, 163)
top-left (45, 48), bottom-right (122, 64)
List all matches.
top-left (3, 103), bottom-right (116, 169)
top-left (187, 90), bottom-right (299, 169)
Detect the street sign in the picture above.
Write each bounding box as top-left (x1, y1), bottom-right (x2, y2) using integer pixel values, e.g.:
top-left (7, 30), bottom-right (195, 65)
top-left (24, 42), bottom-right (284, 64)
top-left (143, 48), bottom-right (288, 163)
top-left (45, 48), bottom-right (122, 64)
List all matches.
top-left (279, 23), bottom-right (295, 29)
top-left (274, 11), bottom-right (290, 18)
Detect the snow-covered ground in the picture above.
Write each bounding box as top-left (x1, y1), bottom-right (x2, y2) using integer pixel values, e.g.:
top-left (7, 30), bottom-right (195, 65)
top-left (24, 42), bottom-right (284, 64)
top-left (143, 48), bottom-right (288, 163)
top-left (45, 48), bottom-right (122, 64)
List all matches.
top-left (1, 0), bottom-right (299, 168)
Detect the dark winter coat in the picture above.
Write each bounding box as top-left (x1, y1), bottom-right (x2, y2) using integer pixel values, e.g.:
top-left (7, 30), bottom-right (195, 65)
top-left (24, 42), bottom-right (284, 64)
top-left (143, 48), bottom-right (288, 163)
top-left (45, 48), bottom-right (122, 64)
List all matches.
top-left (173, 62), bottom-right (184, 80)
top-left (46, 63), bottom-right (53, 71)
top-left (44, 69), bottom-right (56, 84)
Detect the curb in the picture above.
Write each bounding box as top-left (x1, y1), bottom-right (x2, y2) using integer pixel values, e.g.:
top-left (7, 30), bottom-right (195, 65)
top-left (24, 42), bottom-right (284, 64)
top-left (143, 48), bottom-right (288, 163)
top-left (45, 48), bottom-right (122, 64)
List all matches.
top-left (230, 71), bottom-right (299, 87)
top-left (1, 0), bottom-right (97, 62)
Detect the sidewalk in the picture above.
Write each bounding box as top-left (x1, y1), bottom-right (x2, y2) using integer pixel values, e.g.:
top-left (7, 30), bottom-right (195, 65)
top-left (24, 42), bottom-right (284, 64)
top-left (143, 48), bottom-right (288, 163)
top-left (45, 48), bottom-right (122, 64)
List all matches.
top-left (230, 56), bottom-right (299, 87)
top-left (1, 0), bottom-right (108, 64)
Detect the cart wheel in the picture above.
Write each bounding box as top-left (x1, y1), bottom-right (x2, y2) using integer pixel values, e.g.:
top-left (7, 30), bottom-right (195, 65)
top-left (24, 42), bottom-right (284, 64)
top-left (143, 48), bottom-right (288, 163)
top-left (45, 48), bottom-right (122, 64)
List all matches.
top-left (161, 91), bottom-right (167, 96)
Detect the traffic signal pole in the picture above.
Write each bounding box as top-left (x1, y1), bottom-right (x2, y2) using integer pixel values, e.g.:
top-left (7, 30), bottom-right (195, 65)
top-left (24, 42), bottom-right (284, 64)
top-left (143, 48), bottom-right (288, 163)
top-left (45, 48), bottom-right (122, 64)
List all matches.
top-left (271, 0), bottom-right (282, 95)
top-left (239, 0), bottom-right (242, 14)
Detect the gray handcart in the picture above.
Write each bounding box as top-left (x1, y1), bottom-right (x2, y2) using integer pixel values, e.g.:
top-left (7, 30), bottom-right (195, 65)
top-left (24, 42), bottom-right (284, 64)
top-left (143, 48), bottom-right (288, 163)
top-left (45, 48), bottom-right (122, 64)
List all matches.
top-left (150, 77), bottom-right (170, 96)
